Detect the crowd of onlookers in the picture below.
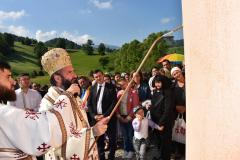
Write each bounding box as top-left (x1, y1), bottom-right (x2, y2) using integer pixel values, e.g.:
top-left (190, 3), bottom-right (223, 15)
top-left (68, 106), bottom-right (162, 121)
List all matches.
top-left (7, 59), bottom-right (185, 160)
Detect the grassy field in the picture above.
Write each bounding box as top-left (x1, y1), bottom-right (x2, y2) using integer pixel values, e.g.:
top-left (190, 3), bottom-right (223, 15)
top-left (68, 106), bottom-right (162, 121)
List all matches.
top-left (2, 42), bottom-right (104, 85)
top-left (69, 50), bottom-right (103, 76)
top-left (8, 42), bottom-right (40, 76)
top-left (2, 42), bottom-right (183, 85)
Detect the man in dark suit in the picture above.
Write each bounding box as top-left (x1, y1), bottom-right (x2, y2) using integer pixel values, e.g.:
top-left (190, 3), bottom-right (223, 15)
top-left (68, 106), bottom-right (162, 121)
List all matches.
top-left (88, 70), bottom-right (117, 160)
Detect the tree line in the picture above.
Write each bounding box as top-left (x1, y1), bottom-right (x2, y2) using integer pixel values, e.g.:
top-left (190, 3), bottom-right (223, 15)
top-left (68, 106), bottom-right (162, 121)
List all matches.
top-left (0, 32), bottom-right (115, 58)
top-left (105, 31), bottom-right (184, 73)
top-left (0, 33), bottom-right (38, 56)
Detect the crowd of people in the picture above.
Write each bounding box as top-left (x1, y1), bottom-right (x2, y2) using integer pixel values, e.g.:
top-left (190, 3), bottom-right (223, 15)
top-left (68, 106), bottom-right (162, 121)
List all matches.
top-left (0, 48), bottom-right (186, 160)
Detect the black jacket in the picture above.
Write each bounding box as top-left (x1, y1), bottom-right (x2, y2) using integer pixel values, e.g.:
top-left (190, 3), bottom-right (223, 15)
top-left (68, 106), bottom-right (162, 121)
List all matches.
top-left (87, 83), bottom-right (117, 125)
top-left (150, 89), bottom-right (174, 127)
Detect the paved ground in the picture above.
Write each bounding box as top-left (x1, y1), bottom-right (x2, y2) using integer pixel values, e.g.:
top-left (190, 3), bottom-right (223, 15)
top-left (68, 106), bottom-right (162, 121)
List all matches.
top-left (107, 147), bottom-right (160, 160)
top-left (106, 147), bottom-right (185, 160)
top-left (104, 137), bottom-right (185, 160)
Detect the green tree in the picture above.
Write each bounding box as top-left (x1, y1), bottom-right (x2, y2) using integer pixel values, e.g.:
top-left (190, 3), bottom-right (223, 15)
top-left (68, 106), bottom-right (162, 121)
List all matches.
top-left (82, 39), bottom-right (94, 55)
top-left (56, 38), bottom-right (66, 49)
top-left (3, 33), bottom-right (14, 47)
top-left (31, 39), bottom-right (37, 45)
top-left (105, 47), bottom-right (116, 53)
top-left (98, 43), bottom-right (106, 55)
top-left (34, 42), bottom-right (48, 69)
top-left (23, 37), bottom-right (32, 45)
top-left (141, 32), bottom-right (168, 70)
top-left (108, 31), bottom-right (170, 73)
top-left (99, 56), bottom-right (109, 69)
top-left (66, 41), bottom-right (74, 49)
top-left (0, 34), bottom-right (11, 56)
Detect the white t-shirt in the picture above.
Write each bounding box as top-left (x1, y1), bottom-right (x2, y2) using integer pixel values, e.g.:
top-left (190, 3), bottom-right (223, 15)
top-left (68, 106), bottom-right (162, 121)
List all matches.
top-left (132, 117), bottom-right (160, 139)
top-left (7, 88), bottom-right (42, 111)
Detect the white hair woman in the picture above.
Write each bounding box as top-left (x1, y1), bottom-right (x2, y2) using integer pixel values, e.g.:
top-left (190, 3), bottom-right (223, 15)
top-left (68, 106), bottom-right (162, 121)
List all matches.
top-left (171, 66), bottom-right (186, 159)
top-left (171, 67), bottom-right (185, 113)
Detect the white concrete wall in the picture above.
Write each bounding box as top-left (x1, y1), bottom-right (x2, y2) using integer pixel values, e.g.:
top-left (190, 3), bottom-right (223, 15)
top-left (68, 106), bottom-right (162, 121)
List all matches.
top-left (182, 0), bottom-right (240, 159)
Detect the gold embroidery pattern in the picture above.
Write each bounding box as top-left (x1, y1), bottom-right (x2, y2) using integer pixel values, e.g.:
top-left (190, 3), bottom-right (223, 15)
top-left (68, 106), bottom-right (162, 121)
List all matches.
top-left (50, 109), bottom-right (67, 159)
top-left (62, 92), bottom-right (91, 159)
top-left (0, 148), bottom-right (32, 160)
top-left (83, 128), bottom-right (91, 160)
top-left (44, 95), bottom-right (55, 104)
top-left (48, 88), bottom-right (96, 159)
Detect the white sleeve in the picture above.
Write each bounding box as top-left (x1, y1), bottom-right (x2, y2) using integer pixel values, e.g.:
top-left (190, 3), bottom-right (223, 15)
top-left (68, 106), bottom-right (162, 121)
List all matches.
top-left (39, 96), bottom-right (54, 112)
top-left (0, 105), bottom-right (60, 156)
top-left (0, 95), bottom-right (91, 156)
top-left (7, 101), bottom-right (15, 106)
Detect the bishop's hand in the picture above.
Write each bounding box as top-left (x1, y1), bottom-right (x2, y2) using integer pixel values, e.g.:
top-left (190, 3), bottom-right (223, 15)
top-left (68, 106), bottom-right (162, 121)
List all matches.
top-left (66, 83), bottom-right (80, 96)
top-left (92, 116), bottom-right (109, 136)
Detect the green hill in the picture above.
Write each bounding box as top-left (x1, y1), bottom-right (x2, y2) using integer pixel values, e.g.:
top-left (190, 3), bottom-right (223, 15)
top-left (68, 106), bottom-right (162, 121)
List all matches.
top-left (45, 38), bottom-right (81, 49)
top-left (8, 42), bottom-right (39, 75)
top-left (2, 42), bottom-right (104, 84)
top-left (0, 33), bottom-right (184, 85)
top-left (70, 50), bottom-right (103, 75)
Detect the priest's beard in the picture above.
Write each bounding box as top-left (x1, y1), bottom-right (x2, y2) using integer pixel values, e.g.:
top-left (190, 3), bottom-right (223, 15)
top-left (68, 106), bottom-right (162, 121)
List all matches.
top-left (61, 77), bottom-right (78, 91)
top-left (0, 84), bottom-right (16, 102)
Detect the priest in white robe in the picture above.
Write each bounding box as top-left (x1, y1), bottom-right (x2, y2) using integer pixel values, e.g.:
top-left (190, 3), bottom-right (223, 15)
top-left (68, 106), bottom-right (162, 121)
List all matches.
top-left (39, 48), bottom-right (99, 159)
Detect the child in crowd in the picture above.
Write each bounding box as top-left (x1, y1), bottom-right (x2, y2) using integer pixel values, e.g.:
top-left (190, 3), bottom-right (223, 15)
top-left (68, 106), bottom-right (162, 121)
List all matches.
top-left (132, 106), bottom-right (163, 160)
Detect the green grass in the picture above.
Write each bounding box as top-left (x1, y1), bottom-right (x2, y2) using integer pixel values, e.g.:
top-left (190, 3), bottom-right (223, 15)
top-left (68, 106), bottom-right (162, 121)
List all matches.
top-left (32, 51), bottom-right (105, 85)
top-left (3, 42), bottom-right (103, 85)
top-left (70, 50), bottom-right (104, 76)
top-left (31, 76), bottom-right (50, 85)
top-left (8, 42), bottom-right (40, 76)
top-left (2, 42), bottom-right (183, 85)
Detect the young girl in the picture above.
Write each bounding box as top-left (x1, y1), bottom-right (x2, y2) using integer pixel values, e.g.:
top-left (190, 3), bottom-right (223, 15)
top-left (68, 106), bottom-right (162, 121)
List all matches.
top-left (132, 106), bottom-right (162, 160)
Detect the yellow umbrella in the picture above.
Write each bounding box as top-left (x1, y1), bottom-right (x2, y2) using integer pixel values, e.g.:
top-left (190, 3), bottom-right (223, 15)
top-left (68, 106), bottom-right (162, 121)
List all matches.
top-left (157, 53), bottom-right (184, 64)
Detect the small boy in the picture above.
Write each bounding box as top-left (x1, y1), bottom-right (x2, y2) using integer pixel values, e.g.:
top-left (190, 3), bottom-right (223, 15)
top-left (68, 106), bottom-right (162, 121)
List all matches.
top-left (132, 106), bottom-right (163, 160)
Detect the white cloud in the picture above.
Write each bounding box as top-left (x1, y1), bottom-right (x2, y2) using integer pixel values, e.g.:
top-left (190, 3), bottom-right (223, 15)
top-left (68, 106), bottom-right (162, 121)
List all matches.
top-left (0, 10), bottom-right (28, 37)
top-left (160, 17), bottom-right (174, 24)
top-left (35, 30), bottom-right (93, 44)
top-left (0, 10), bottom-right (25, 21)
top-left (0, 24), bottom-right (29, 37)
top-left (90, 0), bottom-right (112, 9)
top-left (60, 31), bottom-right (93, 44)
top-left (36, 30), bottom-right (57, 42)
top-left (8, 25), bottom-right (29, 36)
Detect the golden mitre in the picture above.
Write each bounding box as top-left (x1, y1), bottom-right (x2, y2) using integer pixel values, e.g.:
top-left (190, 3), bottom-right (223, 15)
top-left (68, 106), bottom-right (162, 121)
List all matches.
top-left (41, 48), bottom-right (72, 76)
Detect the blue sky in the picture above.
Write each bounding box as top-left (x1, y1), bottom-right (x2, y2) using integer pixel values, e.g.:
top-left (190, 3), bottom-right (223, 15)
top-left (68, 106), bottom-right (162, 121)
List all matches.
top-left (0, 0), bottom-right (183, 46)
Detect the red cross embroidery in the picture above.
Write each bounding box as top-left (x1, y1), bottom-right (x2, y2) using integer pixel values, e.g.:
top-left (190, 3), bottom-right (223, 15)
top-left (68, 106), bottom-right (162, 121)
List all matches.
top-left (70, 154), bottom-right (80, 160)
top-left (25, 109), bottom-right (41, 120)
top-left (69, 122), bottom-right (82, 138)
top-left (37, 143), bottom-right (51, 152)
top-left (14, 151), bottom-right (27, 159)
top-left (54, 99), bottom-right (67, 109)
